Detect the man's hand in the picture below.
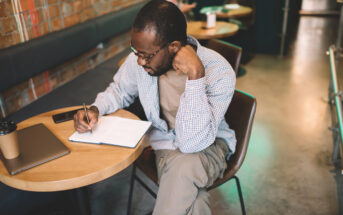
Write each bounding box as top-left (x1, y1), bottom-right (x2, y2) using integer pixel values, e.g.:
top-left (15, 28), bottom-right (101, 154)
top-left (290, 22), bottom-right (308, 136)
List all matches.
top-left (73, 106), bottom-right (99, 133)
top-left (172, 45), bottom-right (205, 80)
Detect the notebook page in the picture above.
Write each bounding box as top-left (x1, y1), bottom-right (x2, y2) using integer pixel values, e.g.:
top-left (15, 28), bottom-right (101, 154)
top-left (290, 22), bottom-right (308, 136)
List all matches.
top-left (69, 116), bottom-right (152, 148)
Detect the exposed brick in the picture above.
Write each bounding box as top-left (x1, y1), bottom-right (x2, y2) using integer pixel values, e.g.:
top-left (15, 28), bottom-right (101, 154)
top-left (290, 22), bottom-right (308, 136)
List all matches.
top-left (20, 0), bottom-right (29, 11)
top-left (84, 0), bottom-right (91, 7)
top-left (0, 1), bottom-right (8, 17)
top-left (34, 81), bottom-right (47, 98)
top-left (75, 60), bottom-right (88, 75)
top-left (1, 80), bottom-right (29, 100)
top-left (48, 0), bottom-right (58, 4)
top-left (34, 0), bottom-right (44, 8)
top-left (6, 95), bottom-right (21, 115)
top-left (2, 16), bottom-right (17, 33)
top-left (51, 17), bottom-right (62, 31)
top-left (61, 1), bottom-right (72, 16)
top-left (27, 26), bottom-right (35, 39)
top-left (49, 75), bottom-right (59, 90)
top-left (30, 74), bottom-right (43, 86)
top-left (0, 33), bottom-right (15, 49)
top-left (2, 0), bottom-right (13, 16)
top-left (36, 8), bottom-right (44, 22)
top-left (60, 67), bottom-right (76, 84)
top-left (80, 7), bottom-right (95, 22)
top-left (39, 21), bottom-right (50, 35)
top-left (63, 13), bottom-right (80, 28)
top-left (27, 87), bottom-right (36, 101)
top-left (49, 4), bottom-right (60, 18)
top-left (111, 0), bottom-right (121, 8)
top-left (73, 0), bottom-right (82, 13)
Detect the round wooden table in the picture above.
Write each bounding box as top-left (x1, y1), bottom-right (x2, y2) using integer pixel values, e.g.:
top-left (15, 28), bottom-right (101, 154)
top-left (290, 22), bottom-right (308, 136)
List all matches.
top-left (0, 107), bottom-right (146, 192)
top-left (187, 21), bottom-right (239, 40)
top-left (216, 5), bottom-right (253, 19)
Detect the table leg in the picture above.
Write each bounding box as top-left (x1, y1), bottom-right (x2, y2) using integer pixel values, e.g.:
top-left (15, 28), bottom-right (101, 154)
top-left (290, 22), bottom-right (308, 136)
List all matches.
top-left (73, 187), bottom-right (91, 215)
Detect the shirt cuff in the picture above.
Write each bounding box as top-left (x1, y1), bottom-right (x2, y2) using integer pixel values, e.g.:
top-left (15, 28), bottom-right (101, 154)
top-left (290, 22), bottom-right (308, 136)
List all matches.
top-left (185, 77), bottom-right (206, 94)
top-left (91, 102), bottom-right (105, 116)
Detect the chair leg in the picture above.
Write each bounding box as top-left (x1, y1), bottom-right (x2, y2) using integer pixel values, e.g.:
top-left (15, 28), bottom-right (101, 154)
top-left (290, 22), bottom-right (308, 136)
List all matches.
top-left (127, 165), bottom-right (136, 215)
top-left (233, 175), bottom-right (246, 215)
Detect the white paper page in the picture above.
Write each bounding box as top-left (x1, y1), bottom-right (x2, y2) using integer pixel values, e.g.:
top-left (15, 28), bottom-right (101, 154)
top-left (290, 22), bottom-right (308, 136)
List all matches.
top-left (69, 116), bottom-right (152, 148)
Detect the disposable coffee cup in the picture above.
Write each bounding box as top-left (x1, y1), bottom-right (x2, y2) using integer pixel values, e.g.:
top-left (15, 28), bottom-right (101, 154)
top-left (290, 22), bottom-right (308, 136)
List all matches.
top-left (0, 120), bottom-right (19, 159)
top-left (206, 12), bottom-right (216, 28)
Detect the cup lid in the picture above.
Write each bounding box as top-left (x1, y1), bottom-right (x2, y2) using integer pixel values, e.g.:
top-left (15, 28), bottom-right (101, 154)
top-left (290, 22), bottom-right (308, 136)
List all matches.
top-left (0, 120), bottom-right (17, 135)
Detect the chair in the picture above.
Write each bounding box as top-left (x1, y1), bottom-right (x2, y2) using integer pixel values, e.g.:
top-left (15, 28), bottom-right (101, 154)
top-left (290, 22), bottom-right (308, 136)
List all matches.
top-left (127, 89), bottom-right (257, 215)
top-left (205, 39), bottom-right (243, 75)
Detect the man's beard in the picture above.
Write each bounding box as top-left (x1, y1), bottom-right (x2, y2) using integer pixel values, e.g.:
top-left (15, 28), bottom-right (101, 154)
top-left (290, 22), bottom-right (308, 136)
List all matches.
top-left (145, 53), bottom-right (175, 77)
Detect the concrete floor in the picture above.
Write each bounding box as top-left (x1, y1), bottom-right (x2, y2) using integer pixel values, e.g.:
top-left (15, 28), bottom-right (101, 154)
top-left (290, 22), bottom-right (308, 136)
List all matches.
top-left (86, 15), bottom-right (343, 215)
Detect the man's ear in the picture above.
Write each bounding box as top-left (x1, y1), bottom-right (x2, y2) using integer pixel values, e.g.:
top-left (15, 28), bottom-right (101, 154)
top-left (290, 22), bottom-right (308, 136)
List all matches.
top-left (168, 41), bottom-right (182, 54)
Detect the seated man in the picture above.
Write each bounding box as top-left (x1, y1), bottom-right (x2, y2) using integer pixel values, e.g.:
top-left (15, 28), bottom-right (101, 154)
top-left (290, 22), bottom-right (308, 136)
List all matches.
top-left (74, 0), bottom-right (236, 214)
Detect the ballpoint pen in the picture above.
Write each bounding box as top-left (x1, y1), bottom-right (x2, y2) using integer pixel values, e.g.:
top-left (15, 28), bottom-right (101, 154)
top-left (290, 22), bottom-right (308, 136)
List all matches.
top-left (83, 103), bottom-right (92, 133)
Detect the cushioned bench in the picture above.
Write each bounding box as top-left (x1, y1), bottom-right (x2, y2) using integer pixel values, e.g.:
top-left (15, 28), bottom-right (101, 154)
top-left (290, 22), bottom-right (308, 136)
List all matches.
top-left (0, 3), bottom-right (144, 93)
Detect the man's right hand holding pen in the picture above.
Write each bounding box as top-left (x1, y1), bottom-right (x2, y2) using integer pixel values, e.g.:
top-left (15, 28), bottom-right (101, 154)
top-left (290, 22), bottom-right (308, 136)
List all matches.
top-left (74, 106), bottom-right (99, 133)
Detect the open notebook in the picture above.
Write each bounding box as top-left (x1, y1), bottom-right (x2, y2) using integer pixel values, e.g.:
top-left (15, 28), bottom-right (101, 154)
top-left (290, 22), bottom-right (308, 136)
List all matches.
top-left (69, 116), bottom-right (152, 148)
top-left (0, 124), bottom-right (70, 175)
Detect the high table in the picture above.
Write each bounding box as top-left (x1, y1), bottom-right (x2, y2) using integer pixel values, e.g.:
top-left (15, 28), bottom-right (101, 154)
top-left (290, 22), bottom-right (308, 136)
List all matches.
top-left (187, 21), bottom-right (239, 40)
top-left (216, 5), bottom-right (253, 19)
top-left (0, 107), bottom-right (147, 215)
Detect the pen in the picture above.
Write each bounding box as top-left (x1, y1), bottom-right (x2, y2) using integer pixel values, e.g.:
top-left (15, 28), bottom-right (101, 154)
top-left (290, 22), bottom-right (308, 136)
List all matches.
top-left (83, 103), bottom-right (92, 133)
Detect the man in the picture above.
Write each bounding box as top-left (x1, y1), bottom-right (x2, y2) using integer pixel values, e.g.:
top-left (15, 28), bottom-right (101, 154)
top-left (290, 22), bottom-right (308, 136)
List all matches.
top-left (74, 0), bottom-right (236, 214)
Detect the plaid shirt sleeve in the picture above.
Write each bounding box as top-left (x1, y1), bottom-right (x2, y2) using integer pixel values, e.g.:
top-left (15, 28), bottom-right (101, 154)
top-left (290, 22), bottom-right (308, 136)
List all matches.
top-left (174, 53), bottom-right (236, 153)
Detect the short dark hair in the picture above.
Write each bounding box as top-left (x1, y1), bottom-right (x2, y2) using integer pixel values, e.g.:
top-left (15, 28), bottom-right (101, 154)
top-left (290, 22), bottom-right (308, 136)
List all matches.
top-left (133, 0), bottom-right (187, 46)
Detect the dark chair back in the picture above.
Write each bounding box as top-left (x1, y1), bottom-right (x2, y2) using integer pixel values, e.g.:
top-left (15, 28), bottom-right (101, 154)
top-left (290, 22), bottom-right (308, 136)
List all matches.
top-left (208, 89), bottom-right (256, 190)
top-left (205, 39), bottom-right (242, 75)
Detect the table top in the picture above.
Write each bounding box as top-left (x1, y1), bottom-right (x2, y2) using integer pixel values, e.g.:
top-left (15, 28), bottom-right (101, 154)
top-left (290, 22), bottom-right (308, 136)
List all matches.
top-left (187, 21), bottom-right (239, 40)
top-left (0, 107), bottom-right (146, 192)
top-left (216, 5), bottom-right (253, 19)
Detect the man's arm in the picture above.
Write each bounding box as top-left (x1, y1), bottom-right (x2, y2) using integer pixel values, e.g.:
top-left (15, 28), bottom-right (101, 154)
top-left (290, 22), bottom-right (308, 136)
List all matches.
top-left (74, 54), bottom-right (138, 133)
top-left (92, 53), bottom-right (139, 116)
top-left (173, 46), bottom-right (236, 153)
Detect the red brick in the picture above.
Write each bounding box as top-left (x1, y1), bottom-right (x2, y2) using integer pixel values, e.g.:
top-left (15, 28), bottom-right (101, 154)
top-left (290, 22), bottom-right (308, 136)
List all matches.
top-left (75, 61), bottom-right (88, 75)
top-left (30, 74), bottom-right (43, 86)
top-left (63, 13), bottom-right (80, 28)
top-left (34, 0), bottom-right (44, 8)
top-left (1, 80), bottom-right (29, 100)
top-left (84, 0), bottom-right (92, 7)
top-left (49, 75), bottom-right (60, 90)
top-left (34, 81), bottom-right (47, 98)
top-left (27, 87), bottom-right (36, 100)
top-left (0, 33), bottom-right (16, 49)
top-left (51, 17), bottom-right (62, 31)
top-left (27, 26), bottom-right (35, 39)
top-left (36, 8), bottom-right (44, 22)
top-left (49, 4), bottom-right (60, 18)
top-left (80, 7), bottom-right (96, 22)
top-left (39, 21), bottom-right (50, 35)
top-left (48, 0), bottom-right (58, 4)
top-left (2, 16), bottom-right (17, 33)
top-left (111, 1), bottom-right (121, 8)
top-left (60, 67), bottom-right (76, 83)
top-left (0, 1), bottom-right (9, 17)
top-left (6, 96), bottom-right (22, 115)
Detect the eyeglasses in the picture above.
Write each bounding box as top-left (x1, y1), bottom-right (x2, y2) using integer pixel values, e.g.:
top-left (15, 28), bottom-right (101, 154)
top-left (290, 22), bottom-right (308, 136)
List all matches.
top-left (130, 42), bottom-right (168, 61)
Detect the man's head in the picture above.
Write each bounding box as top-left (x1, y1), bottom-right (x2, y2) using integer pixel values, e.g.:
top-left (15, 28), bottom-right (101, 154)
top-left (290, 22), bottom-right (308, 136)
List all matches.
top-left (131, 0), bottom-right (187, 76)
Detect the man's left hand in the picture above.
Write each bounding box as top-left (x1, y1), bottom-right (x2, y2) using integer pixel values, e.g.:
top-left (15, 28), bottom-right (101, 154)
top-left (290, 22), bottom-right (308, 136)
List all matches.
top-left (172, 45), bottom-right (205, 80)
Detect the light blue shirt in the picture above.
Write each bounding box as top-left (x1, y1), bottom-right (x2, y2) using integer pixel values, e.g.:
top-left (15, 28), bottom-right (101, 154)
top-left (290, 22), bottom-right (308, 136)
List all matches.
top-left (93, 37), bottom-right (237, 153)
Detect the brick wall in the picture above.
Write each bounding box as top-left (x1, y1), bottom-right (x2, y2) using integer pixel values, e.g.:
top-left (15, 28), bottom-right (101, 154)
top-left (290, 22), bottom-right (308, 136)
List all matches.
top-left (0, 0), bottom-right (146, 117)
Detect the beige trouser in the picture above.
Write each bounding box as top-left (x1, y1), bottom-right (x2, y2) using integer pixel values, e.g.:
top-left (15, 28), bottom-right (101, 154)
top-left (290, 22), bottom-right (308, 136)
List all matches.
top-left (152, 138), bottom-right (229, 215)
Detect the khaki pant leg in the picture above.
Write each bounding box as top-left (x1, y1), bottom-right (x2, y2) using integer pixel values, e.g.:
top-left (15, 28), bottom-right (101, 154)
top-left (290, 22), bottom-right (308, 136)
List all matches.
top-left (152, 139), bottom-right (229, 215)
